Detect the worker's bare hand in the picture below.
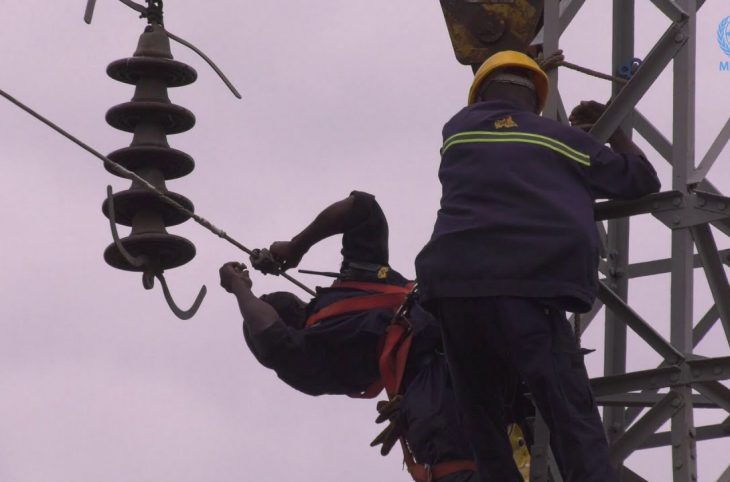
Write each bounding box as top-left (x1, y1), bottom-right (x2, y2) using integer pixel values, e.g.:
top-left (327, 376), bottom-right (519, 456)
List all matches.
top-left (536, 48), bottom-right (564, 71)
top-left (219, 262), bottom-right (253, 293)
top-left (569, 100), bottom-right (607, 131)
top-left (269, 241), bottom-right (307, 271)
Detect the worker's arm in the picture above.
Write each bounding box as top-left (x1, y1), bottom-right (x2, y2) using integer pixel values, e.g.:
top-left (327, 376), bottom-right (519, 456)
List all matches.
top-left (220, 262), bottom-right (329, 395)
top-left (269, 194), bottom-right (370, 270)
top-left (219, 262), bottom-right (281, 335)
top-left (606, 126), bottom-right (645, 158)
top-left (569, 100), bottom-right (645, 157)
top-left (570, 100), bottom-right (660, 199)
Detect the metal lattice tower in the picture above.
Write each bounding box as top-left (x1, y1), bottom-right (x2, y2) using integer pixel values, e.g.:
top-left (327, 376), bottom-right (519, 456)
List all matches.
top-left (531, 1), bottom-right (730, 481)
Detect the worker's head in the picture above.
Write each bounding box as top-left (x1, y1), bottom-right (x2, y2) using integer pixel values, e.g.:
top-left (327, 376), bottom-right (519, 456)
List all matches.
top-left (468, 50), bottom-right (548, 113)
top-left (260, 291), bottom-right (308, 329)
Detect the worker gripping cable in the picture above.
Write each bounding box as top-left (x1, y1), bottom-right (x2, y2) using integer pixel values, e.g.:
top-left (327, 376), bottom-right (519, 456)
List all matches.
top-left (220, 192), bottom-right (488, 481)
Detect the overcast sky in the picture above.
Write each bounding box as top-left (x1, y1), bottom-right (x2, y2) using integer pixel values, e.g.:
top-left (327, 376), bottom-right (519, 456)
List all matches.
top-left (1, 2), bottom-right (729, 481)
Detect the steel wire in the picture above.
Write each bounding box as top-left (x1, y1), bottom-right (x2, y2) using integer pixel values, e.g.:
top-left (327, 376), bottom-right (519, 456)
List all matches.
top-left (0, 87), bottom-right (315, 296)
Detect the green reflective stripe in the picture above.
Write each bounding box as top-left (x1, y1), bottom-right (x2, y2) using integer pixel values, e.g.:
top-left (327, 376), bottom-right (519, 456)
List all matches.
top-left (442, 137), bottom-right (590, 166)
top-left (442, 130), bottom-right (591, 166)
top-left (444, 130), bottom-right (588, 160)
top-left (442, 131), bottom-right (591, 166)
top-left (439, 133), bottom-right (489, 156)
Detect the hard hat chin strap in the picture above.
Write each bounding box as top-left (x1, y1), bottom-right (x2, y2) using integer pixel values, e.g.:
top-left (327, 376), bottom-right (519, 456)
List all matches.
top-left (487, 73), bottom-right (536, 92)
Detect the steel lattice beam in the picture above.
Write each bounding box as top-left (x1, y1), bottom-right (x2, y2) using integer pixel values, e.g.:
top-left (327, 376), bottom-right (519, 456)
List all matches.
top-left (538, 1), bottom-right (730, 480)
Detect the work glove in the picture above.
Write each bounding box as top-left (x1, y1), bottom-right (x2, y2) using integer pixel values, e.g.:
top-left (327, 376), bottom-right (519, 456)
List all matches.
top-left (370, 396), bottom-right (407, 456)
top-left (249, 248), bottom-right (283, 275)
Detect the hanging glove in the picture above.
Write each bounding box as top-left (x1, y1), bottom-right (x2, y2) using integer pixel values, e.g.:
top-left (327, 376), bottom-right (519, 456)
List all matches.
top-left (249, 248), bottom-right (282, 275)
top-left (370, 396), bottom-right (407, 456)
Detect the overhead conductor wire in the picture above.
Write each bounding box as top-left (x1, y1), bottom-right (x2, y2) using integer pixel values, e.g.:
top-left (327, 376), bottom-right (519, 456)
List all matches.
top-left (0, 88), bottom-right (315, 296)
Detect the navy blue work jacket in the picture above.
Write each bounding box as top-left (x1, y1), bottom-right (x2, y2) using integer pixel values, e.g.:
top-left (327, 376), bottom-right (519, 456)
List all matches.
top-left (416, 100), bottom-right (660, 312)
top-left (243, 190), bottom-right (473, 470)
top-left (243, 190), bottom-right (410, 395)
top-left (244, 289), bottom-right (474, 471)
top-left (244, 286), bottom-right (441, 396)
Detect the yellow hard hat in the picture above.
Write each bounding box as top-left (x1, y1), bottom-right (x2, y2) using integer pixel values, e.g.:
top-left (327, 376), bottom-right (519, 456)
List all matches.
top-left (468, 50), bottom-right (549, 111)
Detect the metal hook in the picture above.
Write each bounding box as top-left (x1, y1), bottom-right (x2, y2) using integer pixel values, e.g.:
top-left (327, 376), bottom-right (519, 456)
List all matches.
top-left (155, 271), bottom-right (207, 320)
top-left (106, 185), bottom-right (149, 269)
top-left (107, 186), bottom-right (204, 319)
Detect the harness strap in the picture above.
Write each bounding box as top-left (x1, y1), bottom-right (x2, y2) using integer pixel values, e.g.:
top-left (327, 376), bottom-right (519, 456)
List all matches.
top-left (347, 380), bottom-right (385, 399)
top-left (305, 280), bottom-right (413, 328)
top-left (379, 323), bottom-right (414, 397)
top-left (331, 280), bottom-right (415, 293)
top-left (305, 280), bottom-right (414, 396)
top-left (400, 436), bottom-right (476, 482)
top-left (408, 460), bottom-right (478, 482)
top-left (305, 293), bottom-right (407, 327)
top-left (307, 281), bottom-right (474, 480)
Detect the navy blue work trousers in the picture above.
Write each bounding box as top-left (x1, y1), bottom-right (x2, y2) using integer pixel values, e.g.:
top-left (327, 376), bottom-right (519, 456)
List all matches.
top-left (433, 297), bottom-right (617, 482)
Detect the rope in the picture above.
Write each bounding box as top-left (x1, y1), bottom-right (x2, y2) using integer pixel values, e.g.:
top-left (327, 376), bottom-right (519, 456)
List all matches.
top-left (0, 87), bottom-right (315, 297)
top-left (539, 50), bottom-right (628, 85)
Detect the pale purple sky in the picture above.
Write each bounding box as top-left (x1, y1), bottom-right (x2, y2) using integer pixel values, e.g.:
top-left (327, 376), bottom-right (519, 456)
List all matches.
top-left (1, 2), bottom-right (729, 481)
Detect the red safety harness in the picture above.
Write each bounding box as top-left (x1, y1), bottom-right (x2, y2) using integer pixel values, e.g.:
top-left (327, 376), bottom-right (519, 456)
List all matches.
top-left (304, 280), bottom-right (477, 481)
top-left (305, 281), bottom-right (412, 329)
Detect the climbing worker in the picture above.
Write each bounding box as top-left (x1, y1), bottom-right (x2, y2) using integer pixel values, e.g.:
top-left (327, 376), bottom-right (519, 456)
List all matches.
top-left (414, 50), bottom-right (660, 482)
top-left (219, 191), bottom-right (480, 482)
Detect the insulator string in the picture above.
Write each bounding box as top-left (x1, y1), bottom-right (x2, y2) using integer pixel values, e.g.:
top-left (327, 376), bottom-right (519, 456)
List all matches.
top-left (0, 87), bottom-right (315, 296)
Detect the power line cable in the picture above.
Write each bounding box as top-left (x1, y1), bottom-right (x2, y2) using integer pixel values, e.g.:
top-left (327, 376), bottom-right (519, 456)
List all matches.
top-left (0, 87), bottom-right (315, 296)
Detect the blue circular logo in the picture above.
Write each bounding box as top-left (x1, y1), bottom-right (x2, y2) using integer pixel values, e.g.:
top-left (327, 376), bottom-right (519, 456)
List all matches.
top-left (719, 16), bottom-right (730, 58)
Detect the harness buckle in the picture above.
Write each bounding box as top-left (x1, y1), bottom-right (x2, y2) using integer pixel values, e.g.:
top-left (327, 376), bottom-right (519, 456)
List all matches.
top-left (393, 284), bottom-right (419, 333)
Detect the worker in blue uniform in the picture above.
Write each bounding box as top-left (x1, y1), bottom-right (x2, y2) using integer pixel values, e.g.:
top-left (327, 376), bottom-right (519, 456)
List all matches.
top-left (415, 50), bottom-right (661, 482)
top-left (220, 191), bottom-right (478, 482)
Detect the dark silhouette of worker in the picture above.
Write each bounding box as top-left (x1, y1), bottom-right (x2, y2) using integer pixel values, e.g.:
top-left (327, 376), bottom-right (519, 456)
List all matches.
top-left (220, 191), bottom-right (479, 482)
top-left (415, 51), bottom-right (660, 482)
